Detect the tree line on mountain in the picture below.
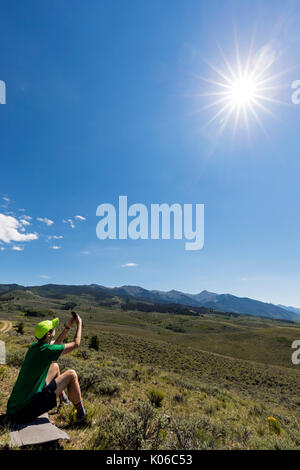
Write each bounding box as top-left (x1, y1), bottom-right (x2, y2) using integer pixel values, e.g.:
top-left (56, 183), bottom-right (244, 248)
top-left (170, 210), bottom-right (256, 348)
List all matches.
top-left (121, 301), bottom-right (240, 317)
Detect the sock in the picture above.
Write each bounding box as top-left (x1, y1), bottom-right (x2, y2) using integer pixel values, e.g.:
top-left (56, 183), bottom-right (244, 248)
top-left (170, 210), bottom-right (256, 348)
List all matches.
top-left (60, 390), bottom-right (71, 404)
top-left (75, 400), bottom-right (84, 410)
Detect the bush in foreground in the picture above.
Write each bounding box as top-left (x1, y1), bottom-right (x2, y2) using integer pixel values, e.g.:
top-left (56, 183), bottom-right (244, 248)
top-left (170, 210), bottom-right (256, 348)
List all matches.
top-left (89, 335), bottom-right (100, 351)
top-left (146, 389), bottom-right (164, 408)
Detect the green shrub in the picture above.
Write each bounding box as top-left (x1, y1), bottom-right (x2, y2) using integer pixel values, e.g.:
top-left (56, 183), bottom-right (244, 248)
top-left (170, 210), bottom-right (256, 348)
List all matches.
top-left (91, 407), bottom-right (143, 450)
top-left (173, 393), bottom-right (185, 403)
top-left (69, 363), bottom-right (121, 396)
top-left (249, 435), bottom-right (297, 450)
top-left (134, 400), bottom-right (156, 439)
top-left (89, 403), bottom-right (171, 451)
top-left (276, 337), bottom-right (291, 347)
top-left (89, 335), bottom-right (100, 351)
top-left (248, 403), bottom-right (265, 417)
top-left (16, 322), bottom-right (24, 335)
top-left (95, 380), bottom-right (121, 396)
top-left (111, 366), bottom-right (131, 381)
top-left (24, 308), bottom-right (54, 317)
top-left (170, 416), bottom-right (219, 450)
top-left (162, 375), bottom-right (195, 390)
top-left (58, 355), bottom-right (81, 372)
top-left (7, 349), bottom-right (27, 367)
top-left (134, 403), bottom-right (170, 449)
top-left (75, 348), bottom-right (92, 360)
top-left (0, 366), bottom-right (7, 380)
top-left (146, 389), bottom-right (164, 408)
top-left (204, 403), bottom-right (218, 416)
top-left (62, 302), bottom-right (77, 311)
top-left (132, 369), bottom-right (142, 381)
top-left (165, 324), bottom-right (186, 333)
top-left (77, 370), bottom-right (103, 392)
top-left (13, 335), bottom-right (33, 346)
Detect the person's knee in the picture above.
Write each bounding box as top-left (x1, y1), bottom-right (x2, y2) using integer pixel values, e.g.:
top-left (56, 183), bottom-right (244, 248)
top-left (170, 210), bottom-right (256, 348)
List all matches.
top-left (52, 362), bottom-right (60, 373)
top-left (68, 369), bottom-right (78, 381)
top-left (49, 362), bottom-right (60, 377)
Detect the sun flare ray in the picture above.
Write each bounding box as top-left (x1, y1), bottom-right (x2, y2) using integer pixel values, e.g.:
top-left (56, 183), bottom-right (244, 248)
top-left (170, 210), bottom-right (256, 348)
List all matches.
top-left (198, 38), bottom-right (288, 136)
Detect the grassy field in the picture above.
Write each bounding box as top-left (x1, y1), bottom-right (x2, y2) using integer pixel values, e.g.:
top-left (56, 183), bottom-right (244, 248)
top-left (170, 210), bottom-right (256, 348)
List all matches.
top-left (1, 289), bottom-right (300, 450)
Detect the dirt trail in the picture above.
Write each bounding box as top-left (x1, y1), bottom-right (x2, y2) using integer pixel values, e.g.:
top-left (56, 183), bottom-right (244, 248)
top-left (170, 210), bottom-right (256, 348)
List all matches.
top-left (0, 320), bottom-right (12, 333)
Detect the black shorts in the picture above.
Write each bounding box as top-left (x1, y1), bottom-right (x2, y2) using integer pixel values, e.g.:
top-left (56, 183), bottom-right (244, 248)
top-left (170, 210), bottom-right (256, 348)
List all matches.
top-left (9, 379), bottom-right (58, 424)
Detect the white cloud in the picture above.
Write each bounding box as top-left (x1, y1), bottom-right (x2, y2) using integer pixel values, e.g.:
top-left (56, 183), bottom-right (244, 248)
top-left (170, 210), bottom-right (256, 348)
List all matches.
top-left (37, 217), bottom-right (54, 226)
top-left (122, 263), bottom-right (138, 267)
top-left (47, 235), bottom-right (63, 241)
top-left (81, 250), bottom-right (90, 255)
top-left (20, 219), bottom-right (31, 226)
top-left (0, 246), bottom-right (5, 251)
top-left (51, 245), bottom-right (61, 250)
top-left (2, 196), bottom-right (11, 209)
top-left (40, 275), bottom-right (50, 279)
top-left (0, 213), bottom-right (38, 244)
top-left (12, 246), bottom-right (24, 251)
top-left (63, 215), bottom-right (86, 229)
top-left (63, 218), bottom-right (75, 229)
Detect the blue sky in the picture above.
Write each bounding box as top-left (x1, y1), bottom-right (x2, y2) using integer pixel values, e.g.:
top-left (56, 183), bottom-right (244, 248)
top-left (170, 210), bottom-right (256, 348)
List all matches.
top-left (1, 0), bottom-right (300, 306)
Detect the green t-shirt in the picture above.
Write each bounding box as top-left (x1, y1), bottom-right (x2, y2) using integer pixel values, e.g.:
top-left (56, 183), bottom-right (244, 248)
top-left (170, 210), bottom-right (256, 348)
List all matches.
top-left (7, 341), bottom-right (65, 415)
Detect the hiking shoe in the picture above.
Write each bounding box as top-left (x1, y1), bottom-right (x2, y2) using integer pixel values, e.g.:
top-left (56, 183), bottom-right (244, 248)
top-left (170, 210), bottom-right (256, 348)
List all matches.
top-left (73, 408), bottom-right (87, 425)
top-left (59, 392), bottom-right (72, 406)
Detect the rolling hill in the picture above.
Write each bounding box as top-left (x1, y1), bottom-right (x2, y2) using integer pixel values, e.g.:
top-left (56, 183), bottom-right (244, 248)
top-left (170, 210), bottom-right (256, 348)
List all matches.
top-left (0, 283), bottom-right (299, 322)
top-left (1, 284), bottom-right (300, 450)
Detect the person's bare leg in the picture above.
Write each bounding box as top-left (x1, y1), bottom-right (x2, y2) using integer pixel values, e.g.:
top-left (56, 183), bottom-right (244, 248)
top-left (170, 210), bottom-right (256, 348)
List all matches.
top-left (54, 369), bottom-right (82, 405)
top-left (46, 363), bottom-right (68, 403)
top-left (55, 369), bottom-right (86, 422)
top-left (46, 362), bottom-right (60, 385)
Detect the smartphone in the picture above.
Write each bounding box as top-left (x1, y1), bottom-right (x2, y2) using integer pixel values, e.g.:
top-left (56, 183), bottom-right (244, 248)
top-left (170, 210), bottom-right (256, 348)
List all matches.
top-left (71, 311), bottom-right (77, 320)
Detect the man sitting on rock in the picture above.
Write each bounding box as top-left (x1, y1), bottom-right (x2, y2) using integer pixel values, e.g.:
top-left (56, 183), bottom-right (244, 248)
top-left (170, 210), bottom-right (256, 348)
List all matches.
top-left (7, 312), bottom-right (86, 424)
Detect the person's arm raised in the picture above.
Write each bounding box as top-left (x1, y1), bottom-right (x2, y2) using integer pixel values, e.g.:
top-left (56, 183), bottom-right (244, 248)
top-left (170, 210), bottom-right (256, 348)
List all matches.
top-left (54, 315), bottom-right (75, 345)
top-left (61, 315), bottom-right (82, 355)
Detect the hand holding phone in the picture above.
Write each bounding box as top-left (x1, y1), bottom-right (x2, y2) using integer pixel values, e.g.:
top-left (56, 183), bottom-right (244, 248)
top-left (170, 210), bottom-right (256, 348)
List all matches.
top-left (71, 311), bottom-right (81, 325)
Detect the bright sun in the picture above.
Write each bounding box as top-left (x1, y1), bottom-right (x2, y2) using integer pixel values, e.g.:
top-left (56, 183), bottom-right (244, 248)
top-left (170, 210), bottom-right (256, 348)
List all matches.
top-left (198, 40), bottom-right (285, 137)
top-left (229, 77), bottom-right (256, 106)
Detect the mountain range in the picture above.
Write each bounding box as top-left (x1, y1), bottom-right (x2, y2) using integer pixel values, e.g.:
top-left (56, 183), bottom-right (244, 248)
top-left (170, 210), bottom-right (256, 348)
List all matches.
top-left (0, 283), bottom-right (299, 322)
top-left (107, 285), bottom-right (300, 321)
top-left (277, 304), bottom-right (300, 316)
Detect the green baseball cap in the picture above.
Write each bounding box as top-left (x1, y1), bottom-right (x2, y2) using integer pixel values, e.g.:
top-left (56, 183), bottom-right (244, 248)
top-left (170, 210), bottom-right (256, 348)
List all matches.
top-left (34, 318), bottom-right (59, 340)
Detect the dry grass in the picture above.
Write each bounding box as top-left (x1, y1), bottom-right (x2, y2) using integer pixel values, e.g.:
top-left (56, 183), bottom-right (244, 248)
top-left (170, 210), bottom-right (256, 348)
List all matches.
top-left (0, 291), bottom-right (300, 450)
